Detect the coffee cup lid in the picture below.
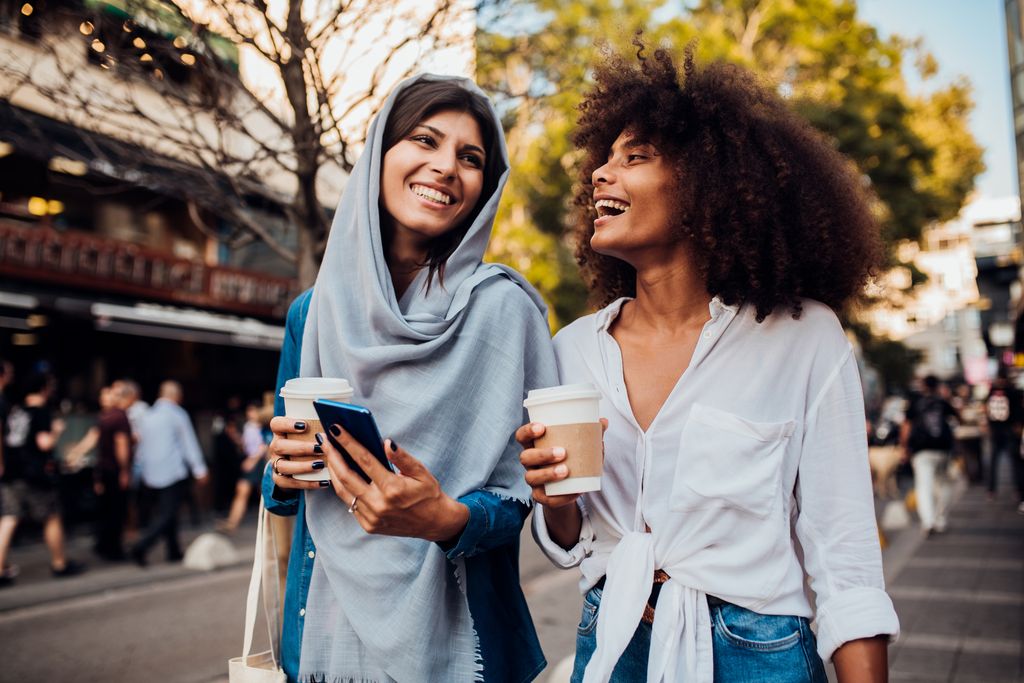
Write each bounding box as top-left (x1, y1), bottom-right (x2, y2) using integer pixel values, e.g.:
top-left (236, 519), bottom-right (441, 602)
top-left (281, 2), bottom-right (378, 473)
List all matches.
top-left (279, 377), bottom-right (354, 399)
top-left (523, 382), bottom-right (602, 408)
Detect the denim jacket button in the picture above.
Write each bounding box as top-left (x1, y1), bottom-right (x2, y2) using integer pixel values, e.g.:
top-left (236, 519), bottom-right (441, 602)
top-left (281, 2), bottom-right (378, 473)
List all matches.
top-left (299, 608), bottom-right (306, 617)
top-left (308, 550), bottom-right (315, 559)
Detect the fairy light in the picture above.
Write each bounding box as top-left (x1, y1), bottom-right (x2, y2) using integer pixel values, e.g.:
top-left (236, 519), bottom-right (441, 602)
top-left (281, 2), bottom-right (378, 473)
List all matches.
top-left (27, 197), bottom-right (47, 216)
top-left (180, 53), bottom-right (195, 66)
top-left (133, 37), bottom-right (146, 49)
top-left (140, 53), bottom-right (152, 62)
top-left (79, 21), bottom-right (93, 35)
top-left (91, 39), bottom-right (105, 53)
top-left (20, 3), bottom-right (33, 16)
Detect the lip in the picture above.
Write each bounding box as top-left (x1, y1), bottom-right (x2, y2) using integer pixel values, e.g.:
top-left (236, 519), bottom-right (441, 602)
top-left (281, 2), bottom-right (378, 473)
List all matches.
top-left (410, 182), bottom-right (458, 208)
top-left (594, 213), bottom-right (622, 228)
top-left (593, 193), bottom-right (629, 204)
top-left (593, 193), bottom-right (630, 227)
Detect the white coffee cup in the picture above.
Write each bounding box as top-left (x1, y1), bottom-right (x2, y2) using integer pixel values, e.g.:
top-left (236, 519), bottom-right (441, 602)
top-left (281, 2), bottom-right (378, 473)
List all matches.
top-left (279, 377), bottom-right (354, 481)
top-left (523, 383), bottom-right (603, 495)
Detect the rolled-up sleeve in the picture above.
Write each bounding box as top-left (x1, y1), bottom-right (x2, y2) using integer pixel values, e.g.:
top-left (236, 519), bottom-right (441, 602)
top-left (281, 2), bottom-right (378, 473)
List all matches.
top-left (442, 490), bottom-right (530, 560)
top-left (795, 348), bottom-right (899, 661)
top-left (531, 498), bottom-right (595, 569)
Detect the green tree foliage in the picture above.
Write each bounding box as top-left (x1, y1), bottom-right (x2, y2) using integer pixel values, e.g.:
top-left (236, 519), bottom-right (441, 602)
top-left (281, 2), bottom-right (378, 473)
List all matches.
top-left (478, 0), bottom-right (984, 328)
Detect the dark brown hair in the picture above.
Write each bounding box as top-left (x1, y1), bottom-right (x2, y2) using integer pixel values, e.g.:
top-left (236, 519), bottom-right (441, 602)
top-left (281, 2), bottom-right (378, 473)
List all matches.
top-left (380, 79), bottom-right (503, 287)
top-left (572, 40), bottom-right (882, 320)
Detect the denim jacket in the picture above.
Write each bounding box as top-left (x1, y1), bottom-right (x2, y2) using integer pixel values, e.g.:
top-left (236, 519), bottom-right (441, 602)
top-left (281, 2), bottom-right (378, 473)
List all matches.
top-left (263, 290), bottom-right (546, 682)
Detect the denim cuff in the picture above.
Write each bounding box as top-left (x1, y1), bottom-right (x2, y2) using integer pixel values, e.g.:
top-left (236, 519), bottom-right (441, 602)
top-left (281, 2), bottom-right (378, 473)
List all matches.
top-left (441, 495), bottom-right (488, 560)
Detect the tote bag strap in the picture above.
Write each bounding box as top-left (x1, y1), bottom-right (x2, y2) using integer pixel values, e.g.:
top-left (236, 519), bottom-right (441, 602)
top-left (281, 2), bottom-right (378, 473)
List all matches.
top-left (242, 495), bottom-right (281, 663)
top-left (261, 497), bottom-right (283, 660)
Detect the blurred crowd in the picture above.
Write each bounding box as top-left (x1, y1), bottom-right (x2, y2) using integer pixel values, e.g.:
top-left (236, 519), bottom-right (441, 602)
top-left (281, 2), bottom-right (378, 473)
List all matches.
top-left (0, 358), bottom-right (272, 588)
top-left (867, 368), bottom-right (1024, 538)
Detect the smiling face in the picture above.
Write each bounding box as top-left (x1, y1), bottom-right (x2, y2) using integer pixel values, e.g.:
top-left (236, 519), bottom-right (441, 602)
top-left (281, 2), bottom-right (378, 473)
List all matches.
top-left (589, 130), bottom-right (679, 262)
top-left (380, 109), bottom-right (486, 252)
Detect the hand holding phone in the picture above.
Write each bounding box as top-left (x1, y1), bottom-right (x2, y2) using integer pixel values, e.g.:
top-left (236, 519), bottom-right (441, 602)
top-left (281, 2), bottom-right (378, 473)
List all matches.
top-left (313, 399), bottom-right (393, 483)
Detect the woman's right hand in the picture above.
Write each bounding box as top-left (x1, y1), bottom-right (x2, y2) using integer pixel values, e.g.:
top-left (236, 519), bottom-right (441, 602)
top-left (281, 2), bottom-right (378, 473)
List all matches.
top-left (516, 422), bottom-right (579, 509)
top-left (268, 417), bottom-right (330, 490)
top-left (518, 420), bottom-right (604, 549)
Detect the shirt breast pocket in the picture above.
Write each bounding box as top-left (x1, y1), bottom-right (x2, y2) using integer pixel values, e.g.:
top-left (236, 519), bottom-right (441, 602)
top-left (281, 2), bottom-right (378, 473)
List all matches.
top-left (670, 404), bottom-right (796, 519)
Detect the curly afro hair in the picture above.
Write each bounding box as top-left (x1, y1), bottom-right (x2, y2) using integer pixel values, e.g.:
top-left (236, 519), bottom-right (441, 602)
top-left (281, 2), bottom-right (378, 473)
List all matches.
top-left (572, 39), bottom-right (882, 321)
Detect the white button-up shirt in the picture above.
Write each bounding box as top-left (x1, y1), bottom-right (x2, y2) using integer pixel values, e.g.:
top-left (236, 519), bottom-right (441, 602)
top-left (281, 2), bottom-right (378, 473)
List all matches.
top-left (533, 297), bottom-right (899, 683)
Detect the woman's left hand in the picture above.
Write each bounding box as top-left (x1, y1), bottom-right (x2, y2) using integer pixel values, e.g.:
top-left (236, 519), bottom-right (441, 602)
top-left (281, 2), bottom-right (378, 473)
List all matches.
top-left (322, 426), bottom-right (469, 543)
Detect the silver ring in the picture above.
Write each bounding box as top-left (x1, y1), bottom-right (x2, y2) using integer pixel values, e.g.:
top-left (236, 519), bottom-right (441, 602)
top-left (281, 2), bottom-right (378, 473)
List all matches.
top-left (347, 496), bottom-right (359, 514)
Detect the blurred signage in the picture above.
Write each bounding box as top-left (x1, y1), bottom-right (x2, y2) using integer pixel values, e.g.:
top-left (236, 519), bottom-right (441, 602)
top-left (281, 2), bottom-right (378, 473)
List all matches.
top-left (0, 220), bottom-right (295, 317)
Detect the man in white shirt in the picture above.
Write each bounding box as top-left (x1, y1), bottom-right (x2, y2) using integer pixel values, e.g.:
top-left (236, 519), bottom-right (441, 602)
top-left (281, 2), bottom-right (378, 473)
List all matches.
top-left (130, 381), bottom-right (208, 566)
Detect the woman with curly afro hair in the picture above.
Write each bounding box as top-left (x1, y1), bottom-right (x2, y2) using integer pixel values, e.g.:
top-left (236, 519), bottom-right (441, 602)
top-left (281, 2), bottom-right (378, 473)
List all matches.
top-left (516, 41), bottom-right (899, 683)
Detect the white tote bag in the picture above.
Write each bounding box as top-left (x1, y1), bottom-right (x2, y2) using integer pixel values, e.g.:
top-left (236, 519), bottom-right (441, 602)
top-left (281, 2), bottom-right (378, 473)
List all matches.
top-left (229, 496), bottom-right (287, 683)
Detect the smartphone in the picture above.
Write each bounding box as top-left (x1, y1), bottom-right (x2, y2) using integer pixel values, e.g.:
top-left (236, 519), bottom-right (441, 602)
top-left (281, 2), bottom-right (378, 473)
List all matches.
top-left (313, 399), bottom-right (393, 483)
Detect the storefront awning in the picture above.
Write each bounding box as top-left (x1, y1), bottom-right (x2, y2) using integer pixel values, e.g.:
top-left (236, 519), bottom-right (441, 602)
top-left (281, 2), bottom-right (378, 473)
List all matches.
top-left (91, 301), bottom-right (284, 349)
top-left (0, 288), bottom-right (284, 350)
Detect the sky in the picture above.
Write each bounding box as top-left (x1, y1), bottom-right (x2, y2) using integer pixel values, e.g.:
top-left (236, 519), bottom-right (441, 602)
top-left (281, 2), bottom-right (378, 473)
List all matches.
top-left (858, 0), bottom-right (1016, 200)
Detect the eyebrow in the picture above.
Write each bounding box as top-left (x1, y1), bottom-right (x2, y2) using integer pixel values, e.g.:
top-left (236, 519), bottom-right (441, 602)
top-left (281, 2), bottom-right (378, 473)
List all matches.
top-left (418, 124), bottom-right (486, 157)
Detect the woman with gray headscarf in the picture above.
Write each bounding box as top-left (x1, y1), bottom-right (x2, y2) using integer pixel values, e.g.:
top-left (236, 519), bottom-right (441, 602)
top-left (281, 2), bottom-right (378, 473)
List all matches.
top-left (264, 74), bottom-right (558, 682)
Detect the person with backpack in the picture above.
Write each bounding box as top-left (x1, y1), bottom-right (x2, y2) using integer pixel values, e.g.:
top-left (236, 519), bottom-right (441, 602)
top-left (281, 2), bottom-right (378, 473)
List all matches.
top-left (0, 373), bottom-right (85, 586)
top-left (900, 375), bottom-right (958, 537)
top-left (982, 370), bottom-right (1024, 509)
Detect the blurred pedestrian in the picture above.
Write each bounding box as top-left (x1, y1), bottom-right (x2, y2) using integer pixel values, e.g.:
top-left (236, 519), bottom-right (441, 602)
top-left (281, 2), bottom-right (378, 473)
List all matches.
top-left (217, 401), bottom-right (266, 533)
top-left (901, 375), bottom-right (958, 536)
top-left (111, 379), bottom-right (148, 437)
top-left (951, 383), bottom-right (984, 483)
top-left (983, 370), bottom-right (1024, 507)
top-left (66, 385), bottom-right (133, 560)
top-left (111, 378), bottom-right (148, 536)
top-left (131, 380), bottom-right (208, 566)
top-left (0, 373), bottom-right (84, 587)
top-left (211, 395), bottom-right (244, 512)
top-left (0, 358), bottom-right (14, 583)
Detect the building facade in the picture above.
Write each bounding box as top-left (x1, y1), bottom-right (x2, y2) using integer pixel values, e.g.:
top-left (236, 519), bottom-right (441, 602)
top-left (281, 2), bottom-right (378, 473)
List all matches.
top-left (0, 0), bottom-right (475, 414)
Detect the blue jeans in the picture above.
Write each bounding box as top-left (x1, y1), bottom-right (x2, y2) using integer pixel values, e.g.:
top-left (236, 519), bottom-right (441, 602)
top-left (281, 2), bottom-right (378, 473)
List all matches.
top-left (571, 587), bottom-right (828, 683)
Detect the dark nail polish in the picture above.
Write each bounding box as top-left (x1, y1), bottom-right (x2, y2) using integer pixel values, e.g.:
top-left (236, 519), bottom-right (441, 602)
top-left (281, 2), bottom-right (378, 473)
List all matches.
top-left (314, 433), bottom-right (324, 445)
top-left (313, 444), bottom-right (323, 455)
top-left (312, 460), bottom-right (325, 470)
top-left (318, 480), bottom-right (331, 487)
top-left (390, 440), bottom-right (398, 452)
top-left (329, 424), bottom-right (342, 437)
top-left (294, 421), bottom-right (307, 431)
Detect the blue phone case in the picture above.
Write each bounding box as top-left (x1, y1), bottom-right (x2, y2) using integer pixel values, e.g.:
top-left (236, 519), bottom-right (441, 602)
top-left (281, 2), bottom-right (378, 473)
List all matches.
top-left (313, 399), bottom-right (392, 483)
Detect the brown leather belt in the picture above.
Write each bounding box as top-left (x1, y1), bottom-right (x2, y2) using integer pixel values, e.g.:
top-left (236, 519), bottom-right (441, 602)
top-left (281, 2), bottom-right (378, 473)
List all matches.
top-left (594, 569), bottom-right (671, 625)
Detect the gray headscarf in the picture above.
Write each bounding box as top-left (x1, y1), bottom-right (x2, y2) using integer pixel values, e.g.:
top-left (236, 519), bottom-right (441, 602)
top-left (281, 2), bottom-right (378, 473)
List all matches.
top-left (298, 74), bottom-right (558, 682)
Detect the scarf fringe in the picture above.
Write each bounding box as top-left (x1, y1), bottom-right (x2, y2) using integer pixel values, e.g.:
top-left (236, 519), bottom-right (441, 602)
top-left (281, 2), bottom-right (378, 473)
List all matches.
top-left (481, 486), bottom-right (533, 507)
top-left (451, 557), bottom-right (485, 682)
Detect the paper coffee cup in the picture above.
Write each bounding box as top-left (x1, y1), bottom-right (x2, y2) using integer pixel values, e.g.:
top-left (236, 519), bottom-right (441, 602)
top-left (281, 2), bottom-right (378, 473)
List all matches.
top-left (523, 383), bottom-right (603, 495)
top-left (279, 377), bottom-right (354, 481)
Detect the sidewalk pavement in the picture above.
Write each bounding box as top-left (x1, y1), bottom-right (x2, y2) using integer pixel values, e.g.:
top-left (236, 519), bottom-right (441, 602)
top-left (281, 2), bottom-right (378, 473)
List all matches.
top-left (2, 481), bottom-right (1021, 682)
top-left (883, 482), bottom-right (1023, 683)
top-left (0, 515), bottom-right (257, 614)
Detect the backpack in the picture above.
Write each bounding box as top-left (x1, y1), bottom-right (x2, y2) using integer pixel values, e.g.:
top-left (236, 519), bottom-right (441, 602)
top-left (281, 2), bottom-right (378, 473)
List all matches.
top-left (909, 396), bottom-right (954, 452)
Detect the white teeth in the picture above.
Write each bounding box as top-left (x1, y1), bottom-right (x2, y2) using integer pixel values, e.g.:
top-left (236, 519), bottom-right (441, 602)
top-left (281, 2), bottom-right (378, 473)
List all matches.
top-left (595, 199), bottom-right (630, 213)
top-left (412, 184), bottom-right (453, 205)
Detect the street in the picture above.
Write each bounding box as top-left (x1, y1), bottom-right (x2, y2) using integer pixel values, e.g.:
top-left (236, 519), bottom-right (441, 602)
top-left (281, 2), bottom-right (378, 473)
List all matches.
top-left (0, 480), bottom-right (1021, 683)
